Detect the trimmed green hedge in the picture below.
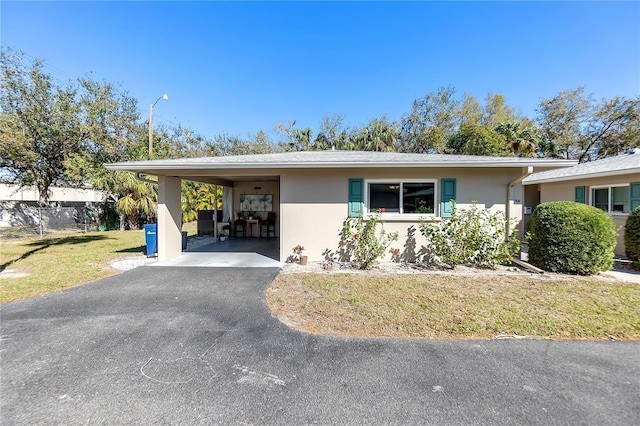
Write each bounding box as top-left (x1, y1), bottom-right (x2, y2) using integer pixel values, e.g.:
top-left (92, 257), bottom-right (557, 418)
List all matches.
top-left (625, 206), bottom-right (640, 263)
top-left (527, 201), bottom-right (617, 275)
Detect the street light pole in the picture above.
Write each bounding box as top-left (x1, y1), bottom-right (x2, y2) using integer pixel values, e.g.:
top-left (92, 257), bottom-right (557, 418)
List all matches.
top-left (148, 93), bottom-right (168, 156)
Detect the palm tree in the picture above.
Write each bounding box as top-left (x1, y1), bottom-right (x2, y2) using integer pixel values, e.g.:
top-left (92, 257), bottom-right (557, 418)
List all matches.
top-left (495, 121), bottom-right (539, 157)
top-left (114, 171), bottom-right (157, 229)
top-left (355, 118), bottom-right (399, 152)
top-left (181, 182), bottom-right (218, 223)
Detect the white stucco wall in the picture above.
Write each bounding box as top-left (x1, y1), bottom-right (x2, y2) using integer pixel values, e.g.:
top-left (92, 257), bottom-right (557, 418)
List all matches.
top-left (158, 176), bottom-right (182, 261)
top-left (0, 183), bottom-right (106, 203)
top-left (280, 167), bottom-right (528, 262)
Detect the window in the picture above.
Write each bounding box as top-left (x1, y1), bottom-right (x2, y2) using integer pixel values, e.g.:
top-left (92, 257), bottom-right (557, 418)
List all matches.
top-left (591, 185), bottom-right (630, 214)
top-left (367, 181), bottom-right (435, 215)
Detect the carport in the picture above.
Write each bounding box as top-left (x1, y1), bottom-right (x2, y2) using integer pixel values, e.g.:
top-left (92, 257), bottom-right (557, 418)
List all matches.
top-left (106, 157), bottom-right (281, 262)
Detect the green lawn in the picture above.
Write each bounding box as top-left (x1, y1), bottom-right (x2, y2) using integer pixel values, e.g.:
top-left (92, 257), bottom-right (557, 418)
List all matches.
top-left (4, 228), bottom-right (639, 341)
top-left (1, 230), bottom-right (146, 302)
top-left (268, 273), bottom-right (640, 340)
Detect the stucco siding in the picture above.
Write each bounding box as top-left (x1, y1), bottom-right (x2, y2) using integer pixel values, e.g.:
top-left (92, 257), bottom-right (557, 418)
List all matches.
top-left (0, 183), bottom-right (106, 203)
top-left (539, 175), bottom-right (638, 204)
top-left (280, 168), bottom-right (527, 262)
top-left (280, 170), bottom-right (347, 262)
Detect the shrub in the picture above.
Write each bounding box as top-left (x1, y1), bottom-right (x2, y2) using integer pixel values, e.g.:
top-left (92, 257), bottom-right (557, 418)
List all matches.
top-left (527, 201), bottom-right (617, 275)
top-left (419, 202), bottom-right (520, 269)
top-left (341, 213), bottom-right (398, 270)
top-left (625, 206), bottom-right (640, 264)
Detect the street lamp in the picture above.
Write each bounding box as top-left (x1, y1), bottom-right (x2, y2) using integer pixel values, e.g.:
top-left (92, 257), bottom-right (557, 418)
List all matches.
top-left (148, 93), bottom-right (168, 156)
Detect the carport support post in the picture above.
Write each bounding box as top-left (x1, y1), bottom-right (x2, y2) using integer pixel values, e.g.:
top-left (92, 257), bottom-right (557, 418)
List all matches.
top-left (158, 176), bottom-right (182, 261)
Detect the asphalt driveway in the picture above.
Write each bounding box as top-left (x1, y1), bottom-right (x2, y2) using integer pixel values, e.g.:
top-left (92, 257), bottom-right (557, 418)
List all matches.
top-left (1, 266), bottom-right (638, 425)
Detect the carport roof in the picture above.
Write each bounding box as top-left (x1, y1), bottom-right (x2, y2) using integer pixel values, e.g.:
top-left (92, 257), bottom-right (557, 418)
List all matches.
top-left (106, 150), bottom-right (576, 174)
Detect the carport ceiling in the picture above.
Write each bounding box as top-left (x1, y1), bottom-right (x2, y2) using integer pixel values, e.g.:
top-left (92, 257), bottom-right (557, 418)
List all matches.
top-left (185, 174), bottom-right (279, 185)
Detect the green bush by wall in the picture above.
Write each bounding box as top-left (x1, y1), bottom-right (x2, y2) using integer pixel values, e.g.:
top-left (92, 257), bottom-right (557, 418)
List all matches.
top-left (625, 206), bottom-right (640, 263)
top-left (527, 201), bottom-right (617, 275)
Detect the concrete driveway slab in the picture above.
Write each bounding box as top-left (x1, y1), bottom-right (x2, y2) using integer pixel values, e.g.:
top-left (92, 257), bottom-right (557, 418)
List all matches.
top-left (1, 266), bottom-right (638, 425)
top-left (153, 252), bottom-right (283, 268)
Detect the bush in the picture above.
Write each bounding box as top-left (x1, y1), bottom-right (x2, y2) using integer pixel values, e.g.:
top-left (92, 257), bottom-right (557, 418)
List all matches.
top-left (341, 213), bottom-right (398, 270)
top-left (527, 201), bottom-right (616, 275)
top-left (625, 206), bottom-right (640, 264)
top-left (419, 202), bottom-right (520, 269)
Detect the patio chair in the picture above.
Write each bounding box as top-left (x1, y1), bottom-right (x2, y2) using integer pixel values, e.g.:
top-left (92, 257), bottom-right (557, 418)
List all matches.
top-left (234, 219), bottom-right (246, 238)
top-left (260, 212), bottom-right (276, 239)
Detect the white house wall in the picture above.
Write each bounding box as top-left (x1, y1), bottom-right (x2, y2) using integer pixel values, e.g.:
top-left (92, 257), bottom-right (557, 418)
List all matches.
top-left (158, 176), bottom-right (182, 261)
top-left (0, 183), bottom-right (106, 203)
top-left (280, 167), bottom-right (526, 262)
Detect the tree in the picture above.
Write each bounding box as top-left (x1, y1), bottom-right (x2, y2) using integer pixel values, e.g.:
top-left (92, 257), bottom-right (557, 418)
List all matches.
top-left (77, 76), bottom-right (142, 163)
top-left (481, 93), bottom-right (518, 129)
top-left (181, 181), bottom-right (220, 223)
top-left (400, 86), bottom-right (459, 153)
top-left (459, 93), bottom-right (482, 125)
top-left (399, 88), bottom-right (522, 155)
top-left (495, 121), bottom-right (539, 157)
top-left (1, 51), bottom-right (82, 205)
top-left (112, 171), bottom-right (157, 230)
top-left (1, 50), bottom-right (145, 205)
top-left (588, 96), bottom-right (640, 160)
top-left (315, 115), bottom-right (351, 150)
top-left (353, 117), bottom-right (399, 152)
top-left (447, 124), bottom-right (509, 156)
top-left (536, 87), bottom-right (640, 162)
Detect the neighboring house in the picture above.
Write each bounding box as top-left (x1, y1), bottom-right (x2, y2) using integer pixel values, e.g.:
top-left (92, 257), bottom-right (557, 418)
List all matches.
top-left (106, 151), bottom-right (576, 262)
top-left (0, 183), bottom-right (107, 228)
top-left (523, 149), bottom-right (640, 257)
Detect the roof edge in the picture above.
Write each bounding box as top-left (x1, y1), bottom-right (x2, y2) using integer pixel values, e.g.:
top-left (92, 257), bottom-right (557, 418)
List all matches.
top-left (524, 167), bottom-right (640, 185)
top-left (106, 159), bottom-right (578, 171)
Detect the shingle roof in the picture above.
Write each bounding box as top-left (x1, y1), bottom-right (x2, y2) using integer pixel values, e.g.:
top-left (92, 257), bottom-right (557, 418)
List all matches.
top-left (107, 150), bottom-right (576, 172)
top-left (523, 149), bottom-right (640, 184)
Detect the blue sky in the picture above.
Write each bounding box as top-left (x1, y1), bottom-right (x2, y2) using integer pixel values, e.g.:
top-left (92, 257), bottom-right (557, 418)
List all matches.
top-left (2, 1), bottom-right (639, 140)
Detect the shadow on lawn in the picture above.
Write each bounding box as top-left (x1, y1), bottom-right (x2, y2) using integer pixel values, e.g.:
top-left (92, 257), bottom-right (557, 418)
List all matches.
top-left (116, 245), bottom-right (146, 254)
top-left (1, 235), bottom-right (108, 272)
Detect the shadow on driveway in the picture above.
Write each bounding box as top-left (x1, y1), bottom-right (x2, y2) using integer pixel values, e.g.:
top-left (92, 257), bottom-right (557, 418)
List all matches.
top-left (1, 266), bottom-right (638, 425)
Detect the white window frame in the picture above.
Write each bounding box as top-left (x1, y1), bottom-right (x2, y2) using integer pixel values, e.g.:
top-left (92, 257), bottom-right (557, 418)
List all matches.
top-left (364, 179), bottom-right (438, 218)
top-left (589, 184), bottom-right (631, 215)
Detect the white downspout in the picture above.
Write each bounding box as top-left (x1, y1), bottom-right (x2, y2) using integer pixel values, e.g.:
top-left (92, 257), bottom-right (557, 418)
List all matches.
top-left (506, 166), bottom-right (533, 236)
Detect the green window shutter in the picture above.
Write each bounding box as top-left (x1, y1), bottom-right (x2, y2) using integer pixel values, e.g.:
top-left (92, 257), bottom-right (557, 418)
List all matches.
top-left (631, 182), bottom-right (640, 211)
top-left (348, 178), bottom-right (364, 217)
top-left (574, 186), bottom-right (586, 204)
top-left (440, 178), bottom-right (456, 218)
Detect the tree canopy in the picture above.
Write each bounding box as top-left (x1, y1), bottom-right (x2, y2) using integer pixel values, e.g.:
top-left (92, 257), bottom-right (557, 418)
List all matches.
top-left (1, 50), bottom-right (141, 205)
top-left (1, 48), bottom-right (638, 225)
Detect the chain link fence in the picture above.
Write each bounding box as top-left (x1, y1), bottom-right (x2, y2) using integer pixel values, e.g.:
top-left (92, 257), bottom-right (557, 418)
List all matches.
top-left (0, 202), bottom-right (100, 239)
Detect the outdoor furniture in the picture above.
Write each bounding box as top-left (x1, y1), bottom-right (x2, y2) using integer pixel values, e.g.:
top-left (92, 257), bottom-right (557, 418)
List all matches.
top-left (245, 219), bottom-right (260, 238)
top-left (233, 219), bottom-right (246, 238)
top-left (217, 221), bottom-right (231, 241)
top-left (260, 212), bottom-right (276, 239)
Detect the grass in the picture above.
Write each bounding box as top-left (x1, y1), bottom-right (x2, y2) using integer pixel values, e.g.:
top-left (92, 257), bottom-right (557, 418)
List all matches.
top-left (1, 229), bottom-right (146, 302)
top-left (4, 225), bottom-right (638, 340)
top-left (0, 221), bottom-right (203, 303)
top-left (267, 273), bottom-right (640, 340)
